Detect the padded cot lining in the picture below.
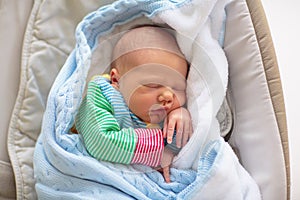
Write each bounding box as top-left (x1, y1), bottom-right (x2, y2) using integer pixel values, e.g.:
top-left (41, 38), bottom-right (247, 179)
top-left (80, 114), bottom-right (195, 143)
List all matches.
top-left (0, 0), bottom-right (34, 199)
top-left (7, 0), bottom-right (109, 199)
top-left (246, 1), bottom-right (290, 199)
top-left (224, 0), bottom-right (288, 199)
top-left (7, 1), bottom-right (44, 199)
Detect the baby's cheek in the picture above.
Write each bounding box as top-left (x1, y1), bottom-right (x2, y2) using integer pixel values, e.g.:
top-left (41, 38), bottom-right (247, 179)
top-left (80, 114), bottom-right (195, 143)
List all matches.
top-left (125, 87), bottom-right (142, 105)
top-left (175, 93), bottom-right (186, 106)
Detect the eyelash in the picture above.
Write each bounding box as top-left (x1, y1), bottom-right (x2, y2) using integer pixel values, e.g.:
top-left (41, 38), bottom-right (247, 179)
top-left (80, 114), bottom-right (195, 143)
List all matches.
top-left (143, 84), bottom-right (162, 88)
top-left (143, 84), bottom-right (185, 92)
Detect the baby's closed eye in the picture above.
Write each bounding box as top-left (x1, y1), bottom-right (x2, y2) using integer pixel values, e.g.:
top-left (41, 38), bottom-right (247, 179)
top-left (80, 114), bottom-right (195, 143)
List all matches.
top-left (143, 83), bottom-right (162, 88)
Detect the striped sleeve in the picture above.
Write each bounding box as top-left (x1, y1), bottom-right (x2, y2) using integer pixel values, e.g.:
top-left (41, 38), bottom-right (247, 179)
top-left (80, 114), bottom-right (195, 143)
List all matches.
top-left (131, 128), bottom-right (164, 166)
top-left (75, 81), bottom-right (164, 166)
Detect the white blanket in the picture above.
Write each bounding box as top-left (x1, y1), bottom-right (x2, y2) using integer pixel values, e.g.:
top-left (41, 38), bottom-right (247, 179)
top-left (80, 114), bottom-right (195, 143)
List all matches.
top-left (33, 0), bottom-right (261, 199)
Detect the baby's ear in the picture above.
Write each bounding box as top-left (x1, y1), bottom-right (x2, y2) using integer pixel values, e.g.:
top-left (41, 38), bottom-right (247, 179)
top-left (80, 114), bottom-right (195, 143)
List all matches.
top-left (110, 68), bottom-right (120, 88)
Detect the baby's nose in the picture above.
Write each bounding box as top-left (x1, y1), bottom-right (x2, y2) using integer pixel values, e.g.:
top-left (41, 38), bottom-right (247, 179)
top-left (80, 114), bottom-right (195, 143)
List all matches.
top-left (158, 90), bottom-right (174, 107)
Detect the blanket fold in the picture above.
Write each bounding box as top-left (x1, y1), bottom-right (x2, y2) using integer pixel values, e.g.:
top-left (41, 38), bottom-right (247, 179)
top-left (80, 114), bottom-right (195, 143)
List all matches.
top-left (34, 0), bottom-right (261, 199)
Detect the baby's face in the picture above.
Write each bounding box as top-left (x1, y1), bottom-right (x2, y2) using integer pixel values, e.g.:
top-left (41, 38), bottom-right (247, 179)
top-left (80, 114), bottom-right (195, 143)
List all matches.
top-left (117, 49), bottom-right (188, 124)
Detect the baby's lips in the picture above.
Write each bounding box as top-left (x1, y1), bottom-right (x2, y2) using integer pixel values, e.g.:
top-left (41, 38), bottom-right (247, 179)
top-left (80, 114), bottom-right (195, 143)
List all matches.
top-left (151, 105), bottom-right (171, 114)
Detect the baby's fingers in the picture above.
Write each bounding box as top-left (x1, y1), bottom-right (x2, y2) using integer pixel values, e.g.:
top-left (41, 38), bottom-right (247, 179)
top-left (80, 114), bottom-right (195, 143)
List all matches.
top-left (182, 119), bottom-right (193, 146)
top-left (162, 166), bottom-right (171, 183)
top-left (163, 118), bottom-right (168, 138)
top-left (175, 122), bottom-right (183, 148)
top-left (182, 124), bottom-right (189, 146)
top-left (189, 119), bottom-right (193, 137)
top-left (166, 119), bottom-right (176, 144)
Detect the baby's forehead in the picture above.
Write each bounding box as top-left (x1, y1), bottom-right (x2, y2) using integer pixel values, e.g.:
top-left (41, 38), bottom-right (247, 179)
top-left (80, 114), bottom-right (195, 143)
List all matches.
top-left (122, 64), bottom-right (186, 84)
top-left (121, 49), bottom-right (188, 77)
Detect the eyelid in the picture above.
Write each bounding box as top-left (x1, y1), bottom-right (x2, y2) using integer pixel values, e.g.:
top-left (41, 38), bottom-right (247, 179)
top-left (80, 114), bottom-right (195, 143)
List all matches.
top-left (143, 83), bottom-right (186, 91)
top-left (143, 83), bottom-right (162, 88)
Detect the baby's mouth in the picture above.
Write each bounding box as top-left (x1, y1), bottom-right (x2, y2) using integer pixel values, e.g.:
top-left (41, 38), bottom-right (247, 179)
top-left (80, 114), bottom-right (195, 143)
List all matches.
top-left (149, 105), bottom-right (168, 120)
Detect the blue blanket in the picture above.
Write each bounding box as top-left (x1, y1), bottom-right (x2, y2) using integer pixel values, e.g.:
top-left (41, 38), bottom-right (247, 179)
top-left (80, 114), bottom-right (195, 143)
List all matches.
top-left (33, 0), bottom-right (261, 199)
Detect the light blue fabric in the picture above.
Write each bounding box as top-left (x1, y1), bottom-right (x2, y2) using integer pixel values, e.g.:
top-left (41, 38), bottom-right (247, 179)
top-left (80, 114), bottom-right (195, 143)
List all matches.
top-left (34, 0), bottom-right (261, 199)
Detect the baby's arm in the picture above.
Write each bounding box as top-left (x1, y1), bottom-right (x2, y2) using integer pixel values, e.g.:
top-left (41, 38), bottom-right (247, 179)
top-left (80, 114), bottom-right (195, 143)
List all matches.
top-left (75, 80), bottom-right (164, 167)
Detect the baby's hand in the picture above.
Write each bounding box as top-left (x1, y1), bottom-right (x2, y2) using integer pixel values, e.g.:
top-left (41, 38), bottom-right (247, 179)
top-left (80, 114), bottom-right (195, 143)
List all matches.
top-left (163, 107), bottom-right (193, 148)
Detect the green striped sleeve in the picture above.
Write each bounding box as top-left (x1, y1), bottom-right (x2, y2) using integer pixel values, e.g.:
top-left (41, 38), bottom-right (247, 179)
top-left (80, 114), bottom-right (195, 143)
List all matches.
top-left (75, 81), bottom-right (137, 164)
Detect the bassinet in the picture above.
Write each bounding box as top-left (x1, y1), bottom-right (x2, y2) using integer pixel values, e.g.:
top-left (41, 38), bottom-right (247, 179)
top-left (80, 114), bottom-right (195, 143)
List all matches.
top-left (0, 0), bottom-right (289, 199)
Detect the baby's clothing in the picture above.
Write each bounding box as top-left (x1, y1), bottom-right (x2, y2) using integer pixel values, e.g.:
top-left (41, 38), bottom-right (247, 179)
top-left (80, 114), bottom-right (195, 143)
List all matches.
top-left (76, 75), bottom-right (165, 167)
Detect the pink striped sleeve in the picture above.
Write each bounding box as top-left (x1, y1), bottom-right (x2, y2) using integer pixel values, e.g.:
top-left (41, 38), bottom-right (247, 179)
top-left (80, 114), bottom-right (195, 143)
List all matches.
top-left (131, 128), bottom-right (164, 167)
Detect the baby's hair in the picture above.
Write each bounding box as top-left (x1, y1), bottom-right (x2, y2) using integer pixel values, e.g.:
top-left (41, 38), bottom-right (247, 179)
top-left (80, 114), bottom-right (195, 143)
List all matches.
top-left (110, 24), bottom-right (174, 69)
top-left (130, 24), bottom-right (191, 78)
top-left (111, 24), bottom-right (184, 69)
top-left (110, 24), bottom-right (190, 79)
